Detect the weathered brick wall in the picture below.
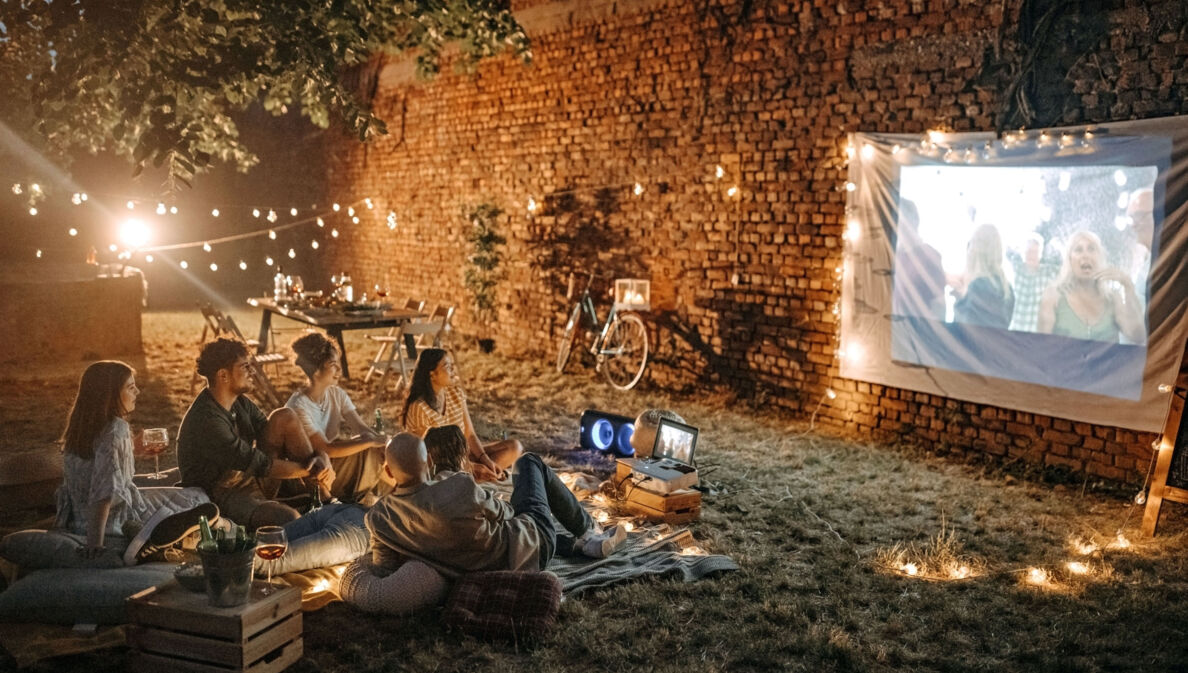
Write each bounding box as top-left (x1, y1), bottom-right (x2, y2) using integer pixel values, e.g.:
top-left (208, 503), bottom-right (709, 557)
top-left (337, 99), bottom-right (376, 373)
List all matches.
top-left (323, 0), bottom-right (1188, 483)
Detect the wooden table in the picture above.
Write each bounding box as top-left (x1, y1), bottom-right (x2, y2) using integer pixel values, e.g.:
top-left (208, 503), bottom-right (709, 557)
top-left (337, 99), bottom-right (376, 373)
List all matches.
top-left (248, 297), bottom-right (422, 379)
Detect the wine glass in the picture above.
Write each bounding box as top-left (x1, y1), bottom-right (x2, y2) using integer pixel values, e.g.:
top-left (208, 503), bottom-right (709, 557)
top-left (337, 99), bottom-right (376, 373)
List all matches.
top-left (291, 275), bottom-right (305, 299)
top-left (141, 428), bottom-right (169, 479)
top-left (255, 526), bottom-right (288, 595)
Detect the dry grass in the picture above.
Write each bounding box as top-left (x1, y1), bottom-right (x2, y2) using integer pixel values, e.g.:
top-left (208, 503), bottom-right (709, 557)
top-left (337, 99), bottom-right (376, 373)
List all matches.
top-left (2, 310), bottom-right (1188, 672)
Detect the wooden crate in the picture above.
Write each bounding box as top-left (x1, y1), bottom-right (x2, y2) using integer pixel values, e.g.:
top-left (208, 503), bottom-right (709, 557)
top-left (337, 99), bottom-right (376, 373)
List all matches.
top-left (615, 461), bottom-right (701, 524)
top-left (126, 581), bottom-right (303, 673)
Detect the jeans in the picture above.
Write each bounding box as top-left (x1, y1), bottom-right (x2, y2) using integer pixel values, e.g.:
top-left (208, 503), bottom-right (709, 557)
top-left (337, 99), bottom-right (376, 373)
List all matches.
top-left (510, 453), bottom-right (593, 569)
top-left (267, 503), bottom-right (369, 575)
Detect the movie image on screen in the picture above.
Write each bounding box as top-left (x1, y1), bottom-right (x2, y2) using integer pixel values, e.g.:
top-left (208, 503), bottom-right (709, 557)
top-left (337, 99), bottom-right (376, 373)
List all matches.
top-left (890, 162), bottom-right (1159, 400)
top-left (655, 421), bottom-right (696, 464)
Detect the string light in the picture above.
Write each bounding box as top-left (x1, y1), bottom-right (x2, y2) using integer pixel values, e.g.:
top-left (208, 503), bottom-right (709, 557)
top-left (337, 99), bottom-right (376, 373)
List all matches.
top-left (860, 144), bottom-right (875, 160)
top-left (35, 249), bottom-right (42, 258)
top-left (351, 216), bottom-right (360, 224)
top-left (11, 184), bottom-right (21, 195)
top-left (126, 201), bottom-right (135, 210)
top-left (715, 165), bottom-right (725, 179)
top-left (386, 212), bottom-right (397, 229)
top-left (363, 198), bottom-right (373, 209)
top-left (1066, 561), bottom-right (1089, 575)
top-left (180, 260), bottom-right (189, 269)
top-left (156, 203), bottom-right (166, 215)
top-left (68, 228), bottom-right (78, 236)
top-left (1026, 567), bottom-right (1048, 585)
top-left (726, 185), bottom-right (739, 198)
top-left (265, 256), bottom-right (274, 266)
top-left (332, 203), bottom-right (341, 212)
top-left (844, 181), bottom-right (857, 192)
top-left (30, 183), bottom-right (41, 194)
top-left (238, 260), bottom-right (247, 270)
top-left (311, 240), bottom-right (320, 249)
top-left (316, 217), bottom-right (325, 227)
top-left (347, 206), bottom-right (355, 217)
top-left (267, 209), bottom-right (278, 223)
top-left (527, 197), bottom-right (537, 213)
top-left (28, 206), bottom-right (37, 216)
top-left (331, 228), bottom-right (339, 238)
top-left (145, 254), bottom-right (154, 263)
top-left (212, 208), bottom-right (220, 217)
top-left (287, 248), bottom-right (296, 259)
top-left (209, 262), bottom-right (218, 271)
top-left (108, 244), bottom-right (118, 252)
top-left (203, 242), bottom-right (212, 252)
top-left (290, 207), bottom-right (298, 216)
top-left (252, 208), bottom-right (261, 218)
top-left (633, 183), bottom-right (644, 196)
top-left (268, 230), bottom-right (277, 240)
top-left (71, 193), bottom-right (82, 205)
top-left (170, 206), bottom-right (178, 215)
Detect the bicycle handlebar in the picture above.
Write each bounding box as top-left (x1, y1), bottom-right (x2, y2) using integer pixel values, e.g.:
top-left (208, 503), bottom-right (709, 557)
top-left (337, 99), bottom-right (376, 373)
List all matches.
top-left (565, 268), bottom-right (599, 301)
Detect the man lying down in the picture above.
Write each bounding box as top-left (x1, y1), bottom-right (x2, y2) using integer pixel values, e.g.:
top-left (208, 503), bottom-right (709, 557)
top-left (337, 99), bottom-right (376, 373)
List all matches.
top-left (366, 433), bottom-right (626, 578)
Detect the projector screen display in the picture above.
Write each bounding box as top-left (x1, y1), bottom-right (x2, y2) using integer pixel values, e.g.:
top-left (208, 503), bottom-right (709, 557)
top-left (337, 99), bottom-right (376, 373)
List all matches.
top-left (839, 118), bottom-right (1188, 432)
top-left (891, 164), bottom-right (1157, 400)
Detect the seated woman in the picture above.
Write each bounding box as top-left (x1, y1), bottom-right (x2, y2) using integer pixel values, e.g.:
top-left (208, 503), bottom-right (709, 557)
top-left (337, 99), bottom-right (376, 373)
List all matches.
top-left (1037, 230), bottom-right (1146, 344)
top-left (424, 425), bottom-right (469, 477)
top-left (56, 361), bottom-right (217, 565)
top-left (400, 349), bottom-right (521, 482)
top-left (287, 333), bottom-right (389, 503)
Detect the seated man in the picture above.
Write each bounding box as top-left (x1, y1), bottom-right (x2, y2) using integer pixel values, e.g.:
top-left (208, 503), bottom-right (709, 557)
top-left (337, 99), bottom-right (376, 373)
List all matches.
top-left (629, 408), bottom-right (686, 458)
top-left (178, 338), bottom-right (334, 530)
top-left (366, 434), bottom-right (625, 578)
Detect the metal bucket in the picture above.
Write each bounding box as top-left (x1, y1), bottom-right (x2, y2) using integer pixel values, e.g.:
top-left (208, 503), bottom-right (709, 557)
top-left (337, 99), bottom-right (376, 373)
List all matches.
top-left (199, 547), bottom-right (255, 607)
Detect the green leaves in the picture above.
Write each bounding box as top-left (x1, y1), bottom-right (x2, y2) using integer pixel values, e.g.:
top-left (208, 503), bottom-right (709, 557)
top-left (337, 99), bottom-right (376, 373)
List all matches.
top-left (0, 0), bottom-right (531, 185)
top-left (463, 202), bottom-right (507, 323)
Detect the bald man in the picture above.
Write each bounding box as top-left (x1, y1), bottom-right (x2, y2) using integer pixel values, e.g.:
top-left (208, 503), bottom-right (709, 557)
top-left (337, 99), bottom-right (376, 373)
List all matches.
top-left (366, 433), bottom-right (624, 577)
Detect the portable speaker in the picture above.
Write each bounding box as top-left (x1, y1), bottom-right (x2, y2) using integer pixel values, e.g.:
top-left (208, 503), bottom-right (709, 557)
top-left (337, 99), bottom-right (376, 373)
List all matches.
top-left (579, 409), bottom-right (635, 456)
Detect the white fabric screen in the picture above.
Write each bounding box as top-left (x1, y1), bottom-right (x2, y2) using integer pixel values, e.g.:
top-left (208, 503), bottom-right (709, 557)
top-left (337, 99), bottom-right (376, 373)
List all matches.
top-left (840, 117), bottom-right (1188, 432)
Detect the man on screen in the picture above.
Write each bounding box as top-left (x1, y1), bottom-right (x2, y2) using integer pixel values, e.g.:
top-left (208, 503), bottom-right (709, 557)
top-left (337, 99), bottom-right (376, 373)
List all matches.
top-left (891, 199), bottom-right (946, 321)
top-left (1125, 188), bottom-right (1154, 306)
top-left (1007, 232), bottom-right (1060, 332)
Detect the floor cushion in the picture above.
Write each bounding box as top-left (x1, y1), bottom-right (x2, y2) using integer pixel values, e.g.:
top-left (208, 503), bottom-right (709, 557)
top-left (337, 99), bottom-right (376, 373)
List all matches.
top-left (0, 530), bottom-right (125, 570)
top-left (443, 570), bottom-right (562, 642)
top-left (339, 557), bottom-right (448, 615)
top-left (0, 564), bottom-right (174, 625)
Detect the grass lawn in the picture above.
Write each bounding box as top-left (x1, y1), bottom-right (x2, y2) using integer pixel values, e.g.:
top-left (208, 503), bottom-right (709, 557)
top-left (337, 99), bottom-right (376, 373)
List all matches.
top-left (1, 310), bottom-right (1186, 672)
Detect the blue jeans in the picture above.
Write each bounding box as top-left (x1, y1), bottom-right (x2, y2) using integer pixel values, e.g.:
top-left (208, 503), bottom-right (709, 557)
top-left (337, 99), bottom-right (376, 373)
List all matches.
top-left (268, 503), bottom-right (369, 575)
top-left (510, 453), bottom-right (594, 569)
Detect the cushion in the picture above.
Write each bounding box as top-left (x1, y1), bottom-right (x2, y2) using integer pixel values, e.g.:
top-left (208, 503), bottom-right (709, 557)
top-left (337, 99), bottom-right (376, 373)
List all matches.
top-left (340, 558), bottom-right (448, 615)
top-left (0, 451), bottom-right (62, 511)
top-left (0, 530), bottom-right (125, 570)
top-left (0, 564), bottom-right (175, 625)
top-left (443, 570), bottom-right (562, 642)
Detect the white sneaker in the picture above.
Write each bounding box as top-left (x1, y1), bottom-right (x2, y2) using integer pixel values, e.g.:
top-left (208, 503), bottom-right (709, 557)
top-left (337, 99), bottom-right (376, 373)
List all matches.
top-left (580, 524), bottom-right (627, 558)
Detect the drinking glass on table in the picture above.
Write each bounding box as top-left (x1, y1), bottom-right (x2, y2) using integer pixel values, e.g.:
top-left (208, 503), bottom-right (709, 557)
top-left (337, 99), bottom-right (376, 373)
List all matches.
top-left (291, 275), bottom-right (305, 299)
top-left (141, 427), bottom-right (169, 479)
top-left (255, 526), bottom-right (288, 595)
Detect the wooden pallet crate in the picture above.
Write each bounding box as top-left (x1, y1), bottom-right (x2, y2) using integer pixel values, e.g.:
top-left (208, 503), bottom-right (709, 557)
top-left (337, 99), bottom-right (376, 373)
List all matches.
top-left (126, 581), bottom-right (302, 673)
top-left (614, 461), bottom-right (702, 524)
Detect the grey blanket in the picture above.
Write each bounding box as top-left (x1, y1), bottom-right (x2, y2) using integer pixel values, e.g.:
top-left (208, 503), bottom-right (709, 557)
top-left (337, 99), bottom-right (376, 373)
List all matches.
top-left (548, 529), bottom-right (739, 595)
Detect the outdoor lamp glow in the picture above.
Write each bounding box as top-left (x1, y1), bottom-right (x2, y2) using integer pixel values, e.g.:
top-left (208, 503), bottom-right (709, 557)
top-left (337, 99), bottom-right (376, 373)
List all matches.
top-left (119, 218), bottom-right (151, 248)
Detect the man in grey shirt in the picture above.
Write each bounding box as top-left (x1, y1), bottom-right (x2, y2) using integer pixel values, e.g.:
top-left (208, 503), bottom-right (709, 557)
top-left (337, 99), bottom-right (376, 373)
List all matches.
top-left (178, 338), bottom-right (334, 529)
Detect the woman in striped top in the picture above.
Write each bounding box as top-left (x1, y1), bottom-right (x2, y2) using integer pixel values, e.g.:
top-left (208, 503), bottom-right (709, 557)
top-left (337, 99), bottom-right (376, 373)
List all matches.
top-left (400, 348), bottom-right (522, 482)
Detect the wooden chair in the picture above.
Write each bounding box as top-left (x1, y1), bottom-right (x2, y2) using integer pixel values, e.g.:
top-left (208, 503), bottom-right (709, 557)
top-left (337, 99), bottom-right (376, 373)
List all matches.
top-left (189, 303), bottom-right (286, 409)
top-left (364, 298), bottom-right (426, 382)
top-left (366, 304), bottom-right (455, 413)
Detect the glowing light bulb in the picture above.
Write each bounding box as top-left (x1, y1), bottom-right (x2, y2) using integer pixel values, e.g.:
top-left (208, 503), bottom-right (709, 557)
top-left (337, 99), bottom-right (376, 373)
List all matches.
top-left (633, 182), bottom-right (644, 196)
top-left (170, 206), bottom-right (178, 215)
top-left (268, 230), bottom-right (277, 240)
top-left (902, 563), bottom-right (918, 576)
top-left (267, 210), bottom-right (277, 223)
top-left (71, 193), bottom-right (82, 205)
top-left (211, 208), bottom-right (220, 217)
top-left (332, 203), bottom-right (341, 212)
top-left (845, 220), bottom-right (861, 242)
top-left (290, 207), bottom-right (298, 216)
top-left (209, 263), bottom-right (218, 272)
top-left (316, 217), bottom-right (325, 227)
top-left (126, 200), bottom-right (135, 210)
top-left (265, 256), bottom-right (274, 267)
top-left (287, 248), bottom-right (296, 259)
top-left (203, 242), bottom-right (212, 252)
top-left (727, 185), bottom-right (739, 198)
top-left (826, 388), bottom-right (837, 400)
top-left (927, 130), bottom-right (946, 144)
top-left (35, 249), bottom-right (42, 258)
top-left (1026, 567), bottom-right (1047, 584)
top-left (108, 243), bottom-right (118, 252)
top-left (28, 206), bottom-right (37, 216)
top-left (715, 165), bottom-right (725, 179)
top-left (891, 145), bottom-right (901, 154)
top-left (180, 260), bottom-right (189, 269)
top-left (1066, 561), bottom-right (1089, 575)
top-left (527, 197), bottom-right (537, 213)
top-left (331, 229), bottom-right (339, 238)
top-left (30, 183), bottom-right (41, 193)
top-left (80, 193), bottom-right (88, 202)
top-left (623, 521), bottom-right (634, 532)
top-left (347, 206), bottom-right (355, 217)
top-left (1158, 383), bottom-right (1172, 393)
top-left (311, 240), bottom-right (319, 249)
top-left (386, 212), bottom-right (397, 229)
top-left (68, 228), bottom-right (78, 236)
top-left (145, 254), bottom-right (154, 263)
top-left (950, 565), bottom-right (970, 579)
top-left (860, 144), bottom-right (875, 160)
top-left (363, 198), bottom-right (373, 209)
top-left (350, 216), bottom-right (359, 224)
top-left (844, 181), bottom-right (857, 192)
top-left (11, 184), bottom-right (21, 194)
top-left (252, 208), bottom-right (261, 218)
top-left (239, 260), bottom-right (247, 270)
top-left (156, 203), bottom-right (166, 215)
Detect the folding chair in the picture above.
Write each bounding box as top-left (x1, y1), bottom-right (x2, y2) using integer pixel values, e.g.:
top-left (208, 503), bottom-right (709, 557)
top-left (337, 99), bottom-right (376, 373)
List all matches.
top-left (367, 304), bottom-right (454, 413)
top-left (364, 298), bottom-right (426, 382)
top-left (189, 303), bottom-right (286, 409)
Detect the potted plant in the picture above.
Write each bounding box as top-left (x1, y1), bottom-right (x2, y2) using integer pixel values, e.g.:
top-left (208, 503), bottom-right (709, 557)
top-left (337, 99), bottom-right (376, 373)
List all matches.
top-left (463, 203), bottom-right (506, 353)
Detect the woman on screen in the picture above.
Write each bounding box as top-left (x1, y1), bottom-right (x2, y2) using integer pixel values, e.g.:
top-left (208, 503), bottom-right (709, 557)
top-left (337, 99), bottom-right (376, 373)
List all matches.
top-left (1036, 230), bottom-right (1146, 344)
top-left (952, 223), bottom-right (1015, 329)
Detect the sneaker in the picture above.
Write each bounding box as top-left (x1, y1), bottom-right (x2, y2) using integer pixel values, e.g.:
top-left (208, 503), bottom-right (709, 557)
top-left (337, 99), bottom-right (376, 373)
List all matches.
top-left (123, 503), bottom-right (220, 565)
top-left (579, 524), bottom-right (628, 558)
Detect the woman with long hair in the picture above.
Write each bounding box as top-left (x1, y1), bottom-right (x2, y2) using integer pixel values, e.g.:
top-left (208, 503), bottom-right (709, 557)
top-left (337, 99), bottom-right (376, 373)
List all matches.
top-left (1037, 230), bottom-right (1146, 343)
top-left (57, 361), bottom-right (217, 564)
top-left (287, 332), bottom-right (388, 502)
top-left (400, 349), bottom-right (521, 481)
top-left (952, 223), bottom-right (1015, 329)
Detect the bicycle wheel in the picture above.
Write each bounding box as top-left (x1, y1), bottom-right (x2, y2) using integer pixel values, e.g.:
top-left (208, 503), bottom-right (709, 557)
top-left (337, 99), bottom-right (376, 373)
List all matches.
top-left (600, 312), bottom-right (648, 390)
top-left (556, 303), bottom-right (582, 373)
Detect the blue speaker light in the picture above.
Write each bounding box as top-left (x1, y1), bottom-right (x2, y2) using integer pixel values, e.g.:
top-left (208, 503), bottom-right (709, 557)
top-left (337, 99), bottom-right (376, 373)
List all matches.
top-left (579, 409), bottom-right (635, 455)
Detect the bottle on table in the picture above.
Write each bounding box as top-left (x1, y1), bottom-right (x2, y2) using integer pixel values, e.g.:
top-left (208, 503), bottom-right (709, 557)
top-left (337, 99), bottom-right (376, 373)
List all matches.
top-left (339, 271), bottom-right (353, 302)
top-left (373, 408), bottom-right (385, 434)
top-left (273, 265), bottom-right (287, 300)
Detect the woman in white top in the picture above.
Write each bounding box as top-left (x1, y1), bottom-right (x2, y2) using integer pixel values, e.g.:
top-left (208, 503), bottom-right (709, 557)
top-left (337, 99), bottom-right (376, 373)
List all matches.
top-left (287, 333), bottom-right (389, 502)
top-left (56, 361), bottom-right (214, 563)
top-left (400, 348), bottom-right (521, 482)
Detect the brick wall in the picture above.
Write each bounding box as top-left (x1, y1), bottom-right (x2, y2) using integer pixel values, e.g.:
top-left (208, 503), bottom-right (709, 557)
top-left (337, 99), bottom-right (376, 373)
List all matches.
top-left (323, 0), bottom-right (1188, 483)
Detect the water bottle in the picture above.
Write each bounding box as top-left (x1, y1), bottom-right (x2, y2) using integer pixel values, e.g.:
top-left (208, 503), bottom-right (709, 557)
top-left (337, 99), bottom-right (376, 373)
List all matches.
top-left (340, 271), bottom-right (353, 302)
top-left (273, 266), bottom-right (287, 300)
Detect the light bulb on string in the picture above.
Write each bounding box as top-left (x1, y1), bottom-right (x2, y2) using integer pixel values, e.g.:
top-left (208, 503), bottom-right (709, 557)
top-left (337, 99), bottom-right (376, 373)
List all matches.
top-left (287, 248), bottom-right (296, 259)
top-left (311, 240), bottom-right (320, 250)
top-left (209, 263), bottom-right (218, 272)
top-left (861, 144), bottom-right (875, 160)
top-left (68, 228), bottom-right (78, 236)
top-left (844, 181), bottom-right (857, 192)
top-left (364, 198), bottom-right (374, 209)
top-left (332, 203), bottom-right (341, 212)
top-left (726, 185), bottom-right (739, 198)
top-left (351, 216), bottom-right (360, 224)
top-left (252, 208), bottom-right (261, 218)
top-left (347, 206), bottom-right (355, 217)
top-left (28, 206), bottom-right (37, 216)
top-left (170, 206), bottom-right (178, 215)
top-left (715, 165), bottom-right (725, 179)
top-left (331, 228), bottom-right (339, 238)
top-left (265, 256), bottom-right (274, 267)
top-left (145, 254), bottom-right (154, 263)
top-left (156, 203), bottom-right (166, 215)
top-left (211, 208), bottom-right (220, 217)
top-left (35, 249), bottom-right (42, 258)
top-left (267, 210), bottom-right (278, 223)
top-left (126, 200), bottom-right (135, 210)
top-left (239, 260), bottom-right (247, 270)
top-left (386, 212), bottom-right (397, 229)
top-left (108, 244), bottom-right (118, 252)
top-left (203, 242), bottom-right (212, 252)
top-left (268, 230), bottom-right (277, 240)
top-left (71, 193), bottom-right (82, 205)
top-left (11, 183), bottom-right (21, 195)
top-left (30, 183), bottom-right (40, 194)
top-left (527, 197), bottom-right (537, 213)
top-left (180, 260), bottom-right (189, 269)
top-left (290, 207), bottom-right (298, 216)
top-left (316, 217), bottom-right (325, 227)
top-left (80, 193), bottom-right (88, 202)
top-left (633, 183), bottom-right (644, 196)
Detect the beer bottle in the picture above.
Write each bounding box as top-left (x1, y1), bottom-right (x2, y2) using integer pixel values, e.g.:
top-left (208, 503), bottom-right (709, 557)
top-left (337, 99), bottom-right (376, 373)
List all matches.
top-left (374, 408), bottom-right (385, 434)
top-left (197, 515), bottom-right (216, 553)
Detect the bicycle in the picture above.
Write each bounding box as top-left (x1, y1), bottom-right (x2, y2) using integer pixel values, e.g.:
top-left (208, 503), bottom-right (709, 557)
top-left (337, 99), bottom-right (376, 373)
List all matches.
top-left (555, 270), bottom-right (650, 390)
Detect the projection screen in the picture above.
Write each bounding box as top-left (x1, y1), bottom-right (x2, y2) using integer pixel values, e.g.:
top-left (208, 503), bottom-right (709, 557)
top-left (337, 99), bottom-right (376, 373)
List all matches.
top-left (840, 117), bottom-right (1188, 432)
